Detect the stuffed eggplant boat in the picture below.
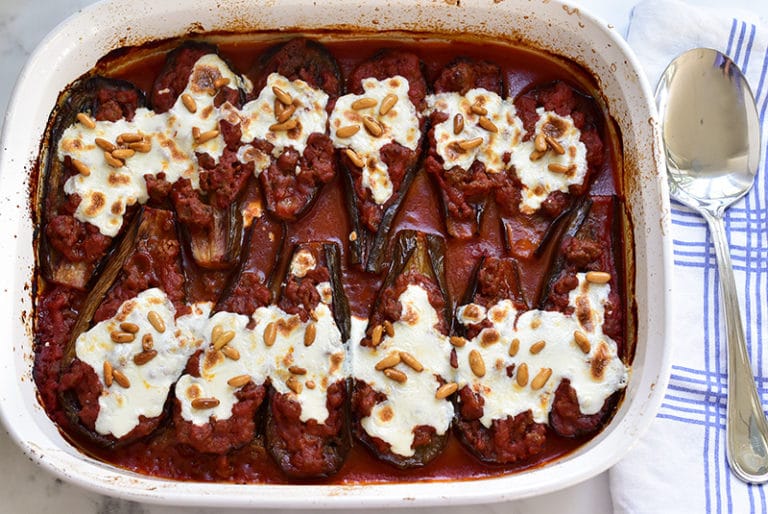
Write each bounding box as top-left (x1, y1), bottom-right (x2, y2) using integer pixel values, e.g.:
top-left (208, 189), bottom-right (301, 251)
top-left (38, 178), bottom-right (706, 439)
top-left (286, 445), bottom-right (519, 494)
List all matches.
top-left (264, 242), bottom-right (351, 478)
top-left (245, 38), bottom-right (341, 222)
top-left (350, 230), bottom-right (454, 468)
top-left (330, 50), bottom-right (427, 271)
top-left (424, 58), bottom-right (509, 239)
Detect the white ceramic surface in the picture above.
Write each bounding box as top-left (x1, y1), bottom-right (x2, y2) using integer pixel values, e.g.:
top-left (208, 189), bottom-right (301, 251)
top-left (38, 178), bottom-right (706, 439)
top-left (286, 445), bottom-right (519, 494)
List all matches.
top-left (0, 0), bottom-right (672, 508)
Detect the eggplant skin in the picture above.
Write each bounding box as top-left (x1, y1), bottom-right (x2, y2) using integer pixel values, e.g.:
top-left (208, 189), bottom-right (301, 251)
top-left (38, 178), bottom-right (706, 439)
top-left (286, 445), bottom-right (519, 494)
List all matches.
top-left (39, 77), bottom-right (146, 290)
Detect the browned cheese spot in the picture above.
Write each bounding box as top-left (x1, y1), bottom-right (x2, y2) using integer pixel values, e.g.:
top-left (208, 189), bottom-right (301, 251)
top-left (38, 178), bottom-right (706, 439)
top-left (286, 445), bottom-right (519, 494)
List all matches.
top-left (575, 295), bottom-right (594, 332)
top-left (590, 341), bottom-right (610, 381)
top-left (480, 329), bottom-right (500, 346)
top-left (84, 192), bottom-right (106, 216)
top-left (379, 405), bottom-right (394, 422)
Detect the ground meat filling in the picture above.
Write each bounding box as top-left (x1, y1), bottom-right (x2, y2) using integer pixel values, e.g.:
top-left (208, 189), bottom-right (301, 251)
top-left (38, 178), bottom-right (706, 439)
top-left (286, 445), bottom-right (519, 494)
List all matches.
top-left (258, 133), bottom-right (336, 221)
top-left (173, 382), bottom-right (266, 454)
top-left (550, 379), bottom-right (615, 438)
top-left (455, 385), bottom-right (547, 463)
top-left (59, 358), bottom-right (165, 443)
top-left (251, 38), bottom-right (342, 98)
top-left (344, 50), bottom-right (426, 232)
top-left (499, 80), bottom-right (604, 218)
top-left (426, 59), bottom-right (504, 238)
top-left (462, 257), bottom-right (526, 340)
top-left (266, 382), bottom-right (348, 477)
top-left (496, 81), bottom-right (606, 260)
top-left (455, 257), bottom-right (547, 462)
top-left (353, 268), bottom-right (449, 466)
top-left (278, 262), bottom-right (330, 322)
top-left (151, 43), bottom-right (224, 113)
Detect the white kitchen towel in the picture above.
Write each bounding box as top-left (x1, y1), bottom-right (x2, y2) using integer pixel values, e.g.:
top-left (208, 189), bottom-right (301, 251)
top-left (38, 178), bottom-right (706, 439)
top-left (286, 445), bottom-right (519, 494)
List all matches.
top-left (609, 1), bottom-right (768, 513)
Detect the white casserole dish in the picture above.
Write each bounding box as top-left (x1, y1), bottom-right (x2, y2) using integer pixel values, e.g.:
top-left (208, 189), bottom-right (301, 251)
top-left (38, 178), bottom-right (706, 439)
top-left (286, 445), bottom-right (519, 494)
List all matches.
top-left (0, 0), bottom-right (672, 507)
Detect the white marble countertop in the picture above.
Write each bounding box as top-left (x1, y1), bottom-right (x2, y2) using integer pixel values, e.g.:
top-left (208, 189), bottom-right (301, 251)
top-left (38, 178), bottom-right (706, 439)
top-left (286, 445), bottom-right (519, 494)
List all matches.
top-left (0, 1), bottom-right (757, 512)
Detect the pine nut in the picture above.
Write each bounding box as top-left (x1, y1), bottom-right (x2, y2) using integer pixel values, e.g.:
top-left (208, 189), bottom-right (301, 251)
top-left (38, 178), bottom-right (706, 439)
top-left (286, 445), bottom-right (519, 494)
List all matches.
top-left (344, 148), bottom-right (364, 168)
top-left (508, 338), bottom-right (520, 357)
top-left (529, 340), bottom-right (546, 354)
top-left (227, 375), bottom-right (251, 388)
top-left (469, 349), bottom-right (486, 377)
top-left (264, 321), bottom-right (277, 347)
top-left (77, 112), bottom-right (96, 129)
top-left (191, 397), bottom-right (219, 409)
top-left (336, 125), bottom-right (360, 138)
top-left (516, 362), bottom-right (529, 387)
top-left (574, 330), bottom-right (591, 354)
top-left (181, 93), bottom-right (197, 113)
top-left (351, 97), bottom-right (377, 110)
top-left (375, 352), bottom-right (401, 371)
top-left (435, 382), bottom-right (458, 399)
top-left (71, 158), bottom-right (90, 177)
top-left (453, 113), bottom-right (464, 135)
top-left (133, 350), bottom-right (158, 365)
top-left (147, 311), bottom-right (165, 333)
top-left (103, 361), bottom-right (113, 387)
top-left (112, 369), bottom-right (130, 388)
top-left (379, 94), bottom-right (398, 115)
top-left (383, 368), bottom-right (407, 383)
top-left (585, 271), bottom-right (611, 284)
top-left (531, 367), bottom-right (553, 390)
top-left (399, 351), bottom-right (423, 372)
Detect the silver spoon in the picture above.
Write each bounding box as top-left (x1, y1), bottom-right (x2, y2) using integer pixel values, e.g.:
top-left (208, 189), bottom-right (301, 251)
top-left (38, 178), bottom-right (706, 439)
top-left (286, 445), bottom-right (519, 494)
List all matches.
top-left (656, 48), bottom-right (764, 483)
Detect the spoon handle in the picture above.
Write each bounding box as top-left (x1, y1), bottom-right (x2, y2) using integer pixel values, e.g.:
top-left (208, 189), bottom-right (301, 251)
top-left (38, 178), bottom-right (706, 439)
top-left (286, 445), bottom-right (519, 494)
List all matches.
top-left (704, 211), bottom-right (768, 483)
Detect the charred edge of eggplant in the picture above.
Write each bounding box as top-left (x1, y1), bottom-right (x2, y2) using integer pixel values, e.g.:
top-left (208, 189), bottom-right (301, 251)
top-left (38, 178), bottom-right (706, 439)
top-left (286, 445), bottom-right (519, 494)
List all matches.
top-left (340, 163), bottom-right (367, 267)
top-left (425, 232), bottom-right (452, 328)
top-left (323, 242), bottom-right (351, 342)
top-left (39, 77), bottom-right (146, 288)
top-left (453, 255), bottom-right (487, 336)
top-left (252, 37), bottom-right (343, 97)
top-left (533, 198), bottom-right (576, 258)
top-left (365, 163), bottom-right (421, 274)
top-left (61, 373), bottom-right (177, 450)
top-left (356, 425), bottom-right (449, 470)
top-left (536, 196), bottom-right (593, 308)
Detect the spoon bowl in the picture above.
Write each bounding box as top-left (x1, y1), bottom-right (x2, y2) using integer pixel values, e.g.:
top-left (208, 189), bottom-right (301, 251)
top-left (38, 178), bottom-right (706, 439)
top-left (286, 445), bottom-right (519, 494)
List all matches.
top-left (656, 48), bottom-right (764, 483)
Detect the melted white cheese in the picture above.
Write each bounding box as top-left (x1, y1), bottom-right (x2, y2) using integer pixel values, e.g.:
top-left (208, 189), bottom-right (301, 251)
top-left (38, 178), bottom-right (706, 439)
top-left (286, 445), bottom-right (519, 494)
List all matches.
top-left (238, 73), bottom-right (329, 173)
top-left (329, 76), bottom-right (420, 205)
top-left (255, 303), bottom-right (346, 424)
top-left (57, 59), bottom-right (328, 236)
top-left (350, 284), bottom-right (453, 457)
top-left (74, 288), bottom-right (203, 438)
top-left (454, 274), bottom-right (628, 428)
top-left (425, 88), bottom-right (523, 173)
top-left (289, 248), bottom-right (317, 278)
top-left (509, 108), bottom-right (588, 213)
top-left (175, 309), bottom-right (268, 425)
